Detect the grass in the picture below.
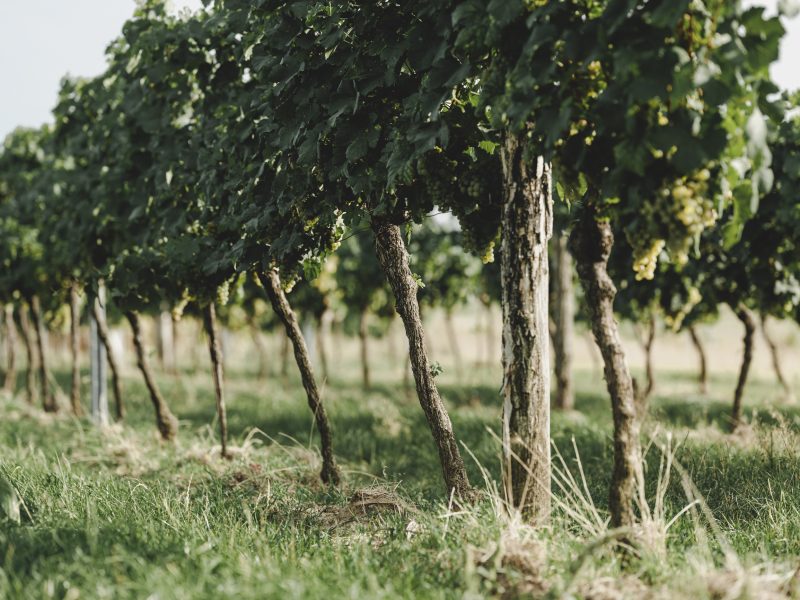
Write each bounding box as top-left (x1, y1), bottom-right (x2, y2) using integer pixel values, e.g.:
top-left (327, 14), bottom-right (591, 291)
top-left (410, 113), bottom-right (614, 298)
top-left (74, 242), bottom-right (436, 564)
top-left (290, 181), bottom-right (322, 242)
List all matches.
top-left (1, 333), bottom-right (800, 599)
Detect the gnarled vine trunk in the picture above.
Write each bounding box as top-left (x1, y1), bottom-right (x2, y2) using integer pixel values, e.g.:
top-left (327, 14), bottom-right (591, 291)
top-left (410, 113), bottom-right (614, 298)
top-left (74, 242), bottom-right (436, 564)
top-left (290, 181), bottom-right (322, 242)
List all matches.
top-left (551, 232), bottom-right (575, 412)
top-left (259, 270), bottom-right (340, 485)
top-left (69, 284), bottom-right (83, 416)
top-left (91, 300), bottom-right (125, 421)
top-left (760, 314), bottom-right (795, 403)
top-left (372, 219), bottom-right (471, 499)
top-left (688, 325), bottom-right (708, 395)
top-left (3, 305), bottom-right (17, 395)
top-left (731, 304), bottom-right (756, 432)
top-left (359, 308), bottom-right (371, 390)
top-left (126, 311), bottom-right (179, 441)
top-left (29, 296), bottom-right (58, 413)
top-left (203, 303), bottom-right (229, 459)
top-left (499, 135), bottom-right (553, 522)
top-left (570, 204), bottom-right (643, 530)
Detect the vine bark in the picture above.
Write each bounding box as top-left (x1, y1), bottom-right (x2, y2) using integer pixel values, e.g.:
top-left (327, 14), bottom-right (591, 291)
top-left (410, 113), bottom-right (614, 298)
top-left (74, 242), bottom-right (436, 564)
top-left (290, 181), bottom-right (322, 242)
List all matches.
top-left (126, 311), bottom-right (179, 441)
top-left (688, 325), bottom-right (708, 395)
top-left (203, 303), bottom-right (229, 459)
top-left (731, 304), bottom-right (756, 431)
top-left (372, 219), bottom-right (471, 499)
top-left (570, 202), bottom-right (643, 530)
top-left (259, 270), bottom-right (340, 485)
top-left (499, 135), bottom-right (553, 521)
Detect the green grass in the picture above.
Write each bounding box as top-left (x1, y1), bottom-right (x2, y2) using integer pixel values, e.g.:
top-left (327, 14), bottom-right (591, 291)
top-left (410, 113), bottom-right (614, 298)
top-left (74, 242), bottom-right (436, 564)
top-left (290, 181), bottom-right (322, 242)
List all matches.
top-left (1, 355), bottom-right (800, 598)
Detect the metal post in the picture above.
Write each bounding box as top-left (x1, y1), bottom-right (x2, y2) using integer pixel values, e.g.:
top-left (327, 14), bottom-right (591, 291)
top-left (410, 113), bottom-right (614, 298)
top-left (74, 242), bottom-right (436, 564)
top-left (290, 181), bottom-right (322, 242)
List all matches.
top-left (90, 284), bottom-right (109, 425)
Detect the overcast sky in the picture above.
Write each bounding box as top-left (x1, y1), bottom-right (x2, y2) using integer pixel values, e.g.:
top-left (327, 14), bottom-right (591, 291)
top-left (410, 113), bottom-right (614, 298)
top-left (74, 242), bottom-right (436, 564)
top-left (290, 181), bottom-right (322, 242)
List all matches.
top-left (1, 1), bottom-right (798, 140)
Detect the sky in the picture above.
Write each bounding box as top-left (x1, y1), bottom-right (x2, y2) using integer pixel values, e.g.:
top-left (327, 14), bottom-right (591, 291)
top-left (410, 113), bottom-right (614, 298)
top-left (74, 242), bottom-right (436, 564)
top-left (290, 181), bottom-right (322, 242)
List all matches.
top-left (0, 0), bottom-right (798, 140)
top-left (0, 0), bottom-right (202, 139)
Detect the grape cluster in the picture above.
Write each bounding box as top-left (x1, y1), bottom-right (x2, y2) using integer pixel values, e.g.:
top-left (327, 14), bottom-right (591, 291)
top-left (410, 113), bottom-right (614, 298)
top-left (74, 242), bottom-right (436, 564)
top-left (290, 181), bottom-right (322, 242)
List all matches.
top-left (458, 173), bottom-right (485, 199)
top-left (631, 167), bottom-right (718, 278)
top-left (668, 169), bottom-right (716, 230)
top-left (451, 156), bottom-right (503, 260)
top-left (632, 239), bottom-right (665, 281)
top-left (662, 168), bottom-right (717, 265)
top-left (458, 219), bottom-right (499, 263)
top-left (216, 279), bottom-right (230, 306)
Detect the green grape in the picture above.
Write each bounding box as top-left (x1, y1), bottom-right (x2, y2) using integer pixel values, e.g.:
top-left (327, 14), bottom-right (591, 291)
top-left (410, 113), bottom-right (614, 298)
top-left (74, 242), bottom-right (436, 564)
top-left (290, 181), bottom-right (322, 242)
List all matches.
top-left (480, 241), bottom-right (496, 264)
top-left (216, 280), bottom-right (230, 306)
top-left (632, 239), bottom-right (665, 281)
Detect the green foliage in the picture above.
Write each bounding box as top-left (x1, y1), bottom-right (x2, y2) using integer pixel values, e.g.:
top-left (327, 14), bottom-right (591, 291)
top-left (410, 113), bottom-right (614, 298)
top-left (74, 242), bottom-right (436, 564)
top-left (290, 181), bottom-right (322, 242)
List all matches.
top-left (334, 229), bottom-right (395, 336)
top-left (610, 98), bottom-right (800, 332)
top-left (408, 220), bottom-right (482, 313)
top-left (452, 0), bottom-right (783, 275)
top-left (0, 126), bottom-right (71, 318)
top-left (0, 0), bottom-right (789, 336)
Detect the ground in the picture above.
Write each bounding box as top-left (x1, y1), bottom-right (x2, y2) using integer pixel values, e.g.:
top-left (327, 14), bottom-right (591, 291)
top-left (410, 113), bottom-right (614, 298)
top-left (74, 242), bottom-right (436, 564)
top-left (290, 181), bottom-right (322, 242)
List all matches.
top-left (1, 313), bottom-right (799, 599)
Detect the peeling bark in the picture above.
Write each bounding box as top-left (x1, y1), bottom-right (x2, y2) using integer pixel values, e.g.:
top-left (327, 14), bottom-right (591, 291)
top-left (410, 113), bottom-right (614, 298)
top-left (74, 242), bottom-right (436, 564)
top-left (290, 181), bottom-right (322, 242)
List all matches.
top-left (203, 303), bottom-right (229, 459)
top-left (372, 219), bottom-right (471, 499)
top-left (499, 134), bottom-right (553, 521)
top-left (126, 311), bottom-right (179, 441)
top-left (731, 304), bottom-right (756, 431)
top-left (259, 270), bottom-right (340, 485)
top-left (570, 203), bottom-right (643, 530)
